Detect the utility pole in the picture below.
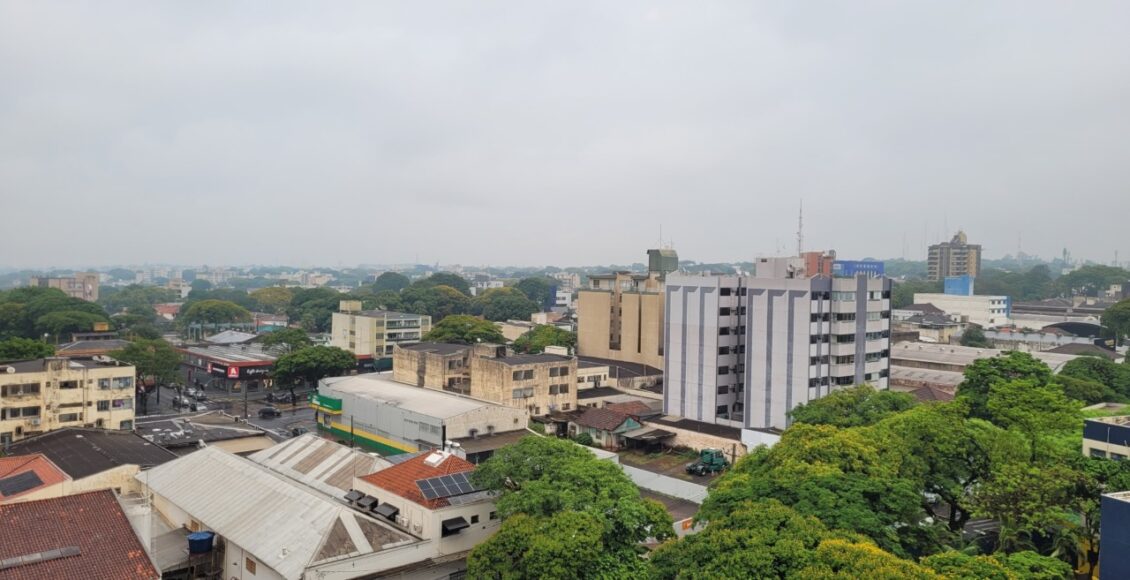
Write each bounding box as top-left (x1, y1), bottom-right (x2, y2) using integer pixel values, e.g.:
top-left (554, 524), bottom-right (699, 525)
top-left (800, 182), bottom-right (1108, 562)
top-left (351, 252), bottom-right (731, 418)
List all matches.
top-left (796, 199), bottom-right (804, 256)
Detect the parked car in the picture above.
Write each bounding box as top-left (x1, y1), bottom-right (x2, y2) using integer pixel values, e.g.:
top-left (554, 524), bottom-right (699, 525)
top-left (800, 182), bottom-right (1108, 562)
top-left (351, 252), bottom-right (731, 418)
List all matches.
top-left (184, 388), bottom-right (199, 399)
top-left (258, 406), bottom-right (282, 419)
top-left (193, 390), bottom-right (207, 401)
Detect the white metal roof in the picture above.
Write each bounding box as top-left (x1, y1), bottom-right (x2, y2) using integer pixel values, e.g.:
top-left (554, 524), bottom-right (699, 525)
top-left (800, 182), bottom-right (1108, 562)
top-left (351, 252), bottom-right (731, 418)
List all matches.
top-left (248, 434), bottom-right (392, 497)
top-left (320, 373), bottom-right (506, 419)
top-left (889, 366), bottom-right (964, 387)
top-left (890, 341), bottom-right (1080, 372)
top-left (136, 446), bottom-right (418, 580)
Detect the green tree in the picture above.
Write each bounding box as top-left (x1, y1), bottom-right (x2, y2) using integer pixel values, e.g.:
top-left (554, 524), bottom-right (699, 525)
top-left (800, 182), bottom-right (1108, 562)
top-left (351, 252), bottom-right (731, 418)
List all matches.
top-left (423, 315), bottom-right (505, 344)
top-left (0, 337), bottom-right (54, 361)
top-left (970, 463), bottom-right (1082, 553)
top-left (794, 539), bottom-right (942, 579)
top-left (986, 379), bottom-right (1080, 461)
top-left (1054, 374), bottom-right (1118, 405)
top-left (513, 325), bottom-right (576, 354)
top-left (189, 279), bottom-right (213, 292)
top-left (468, 437), bottom-right (671, 579)
top-left (98, 284), bottom-right (177, 315)
top-left (180, 299), bottom-right (252, 327)
top-left (891, 279), bottom-right (943, 309)
top-left (515, 277), bottom-right (555, 309)
top-left (259, 327), bottom-right (312, 353)
top-left (371, 271), bottom-right (411, 294)
top-left (249, 286), bottom-right (294, 314)
top-left (399, 285), bottom-right (470, 321)
top-left (110, 339), bottom-right (182, 385)
top-left (1060, 355), bottom-right (1130, 397)
top-left (960, 325), bottom-right (992, 348)
top-left (788, 385), bottom-right (917, 428)
top-left (411, 272), bottom-right (471, 296)
top-left (470, 288), bottom-right (539, 322)
top-left (273, 346), bottom-right (356, 388)
top-left (956, 351), bottom-right (1052, 420)
top-left (920, 551), bottom-right (1014, 580)
top-left (35, 310), bottom-right (109, 339)
top-left (1056, 265), bottom-right (1130, 297)
top-left (286, 287), bottom-right (341, 332)
top-left (996, 551), bottom-right (1074, 580)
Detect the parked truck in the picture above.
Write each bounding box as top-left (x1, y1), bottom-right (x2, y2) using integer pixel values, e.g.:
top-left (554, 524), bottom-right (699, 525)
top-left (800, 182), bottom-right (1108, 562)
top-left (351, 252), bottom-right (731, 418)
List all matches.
top-left (685, 448), bottom-right (729, 476)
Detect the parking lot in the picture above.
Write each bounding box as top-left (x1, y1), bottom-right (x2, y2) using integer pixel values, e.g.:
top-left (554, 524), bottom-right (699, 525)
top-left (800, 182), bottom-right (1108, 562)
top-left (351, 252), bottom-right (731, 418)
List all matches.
top-left (617, 449), bottom-right (726, 484)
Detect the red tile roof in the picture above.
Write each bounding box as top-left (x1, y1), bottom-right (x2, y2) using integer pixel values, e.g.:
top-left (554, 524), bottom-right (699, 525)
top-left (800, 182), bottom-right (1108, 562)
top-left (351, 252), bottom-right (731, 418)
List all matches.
top-left (0, 454), bottom-right (69, 502)
top-left (0, 489), bottom-right (159, 579)
top-left (605, 400), bottom-right (653, 418)
top-left (574, 407), bottom-right (633, 431)
top-left (360, 451), bottom-right (475, 509)
top-left (911, 385), bottom-right (956, 403)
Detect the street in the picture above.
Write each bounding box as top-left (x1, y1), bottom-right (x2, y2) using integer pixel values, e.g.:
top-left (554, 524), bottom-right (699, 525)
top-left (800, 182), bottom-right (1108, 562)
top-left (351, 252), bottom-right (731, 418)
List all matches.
top-left (137, 384), bottom-right (319, 440)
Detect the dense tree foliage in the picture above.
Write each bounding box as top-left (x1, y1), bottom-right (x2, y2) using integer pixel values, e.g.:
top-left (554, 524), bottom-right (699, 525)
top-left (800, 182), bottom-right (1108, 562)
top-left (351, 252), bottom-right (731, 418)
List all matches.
top-left (180, 299), bottom-right (252, 327)
top-left (0, 337), bottom-right (54, 361)
top-left (960, 325), bottom-right (992, 348)
top-left (1056, 265), bottom-right (1130, 297)
top-left (273, 345), bottom-right (355, 387)
top-left (956, 351), bottom-right (1051, 420)
top-left (892, 279), bottom-right (942, 309)
top-left (0, 287), bottom-right (111, 341)
top-left (514, 277), bottom-right (556, 309)
top-left (249, 286), bottom-right (294, 314)
top-left (974, 265), bottom-right (1053, 302)
top-left (1101, 298), bottom-right (1130, 345)
top-left (399, 285), bottom-right (470, 321)
top-left (512, 325), bottom-right (576, 354)
top-left (469, 437), bottom-right (671, 579)
top-left (110, 339), bottom-right (181, 385)
top-left (1059, 356), bottom-right (1130, 398)
top-left (411, 272), bottom-right (471, 296)
top-left (423, 315), bottom-right (505, 344)
top-left (259, 327), bottom-right (312, 353)
top-left (470, 288), bottom-right (539, 322)
top-left (788, 385), bottom-right (917, 428)
top-left (286, 287), bottom-right (342, 332)
top-left (371, 271), bottom-right (411, 294)
top-left (99, 284), bottom-right (177, 314)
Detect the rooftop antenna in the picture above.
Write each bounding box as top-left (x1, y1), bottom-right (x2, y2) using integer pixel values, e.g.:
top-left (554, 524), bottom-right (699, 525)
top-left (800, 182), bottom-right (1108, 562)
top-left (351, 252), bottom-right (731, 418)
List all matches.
top-left (796, 199), bottom-right (804, 256)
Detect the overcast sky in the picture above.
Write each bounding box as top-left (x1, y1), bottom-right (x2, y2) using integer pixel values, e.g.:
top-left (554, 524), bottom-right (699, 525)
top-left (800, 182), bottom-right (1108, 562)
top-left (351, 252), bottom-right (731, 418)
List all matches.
top-left (2, 1), bottom-right (1129, 269)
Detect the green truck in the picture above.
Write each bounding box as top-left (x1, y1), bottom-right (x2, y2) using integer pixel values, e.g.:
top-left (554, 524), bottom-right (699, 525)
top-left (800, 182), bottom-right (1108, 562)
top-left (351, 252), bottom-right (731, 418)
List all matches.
top-left (685, 449), bottom-right (729, 476)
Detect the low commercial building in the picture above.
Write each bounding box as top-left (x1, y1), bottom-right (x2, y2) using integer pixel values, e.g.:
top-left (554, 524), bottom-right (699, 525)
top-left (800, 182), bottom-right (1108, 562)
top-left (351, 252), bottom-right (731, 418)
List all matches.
top-left (177, 344), bottom-right (280, 393)
top-left (469, 353), bottom-right (578, 416)
top-left (331, 300), bottom-right (432, 365)
top-left (893, 313), bottom-right (961, 344)
top-left (4, 428), bottom-right (176, 502)
top-left (55, 332), bottom-right (132, 358)
top-left (1083, 416), bottom-right (1130, 460)
top-left (29, 272), bottom-right (100, 301)
top-left (135, 446), bottom-right (426, 580)
top-left (354, 448), bottom-right (500, 560)
top-left (0, 490), bottom-right (160, 579)
top-left (913, 293), bottom-right (1011, 328)
top-left (0, 357), bottom-right (138, 444)
top-left (312, 373), bottom-right (529, 458)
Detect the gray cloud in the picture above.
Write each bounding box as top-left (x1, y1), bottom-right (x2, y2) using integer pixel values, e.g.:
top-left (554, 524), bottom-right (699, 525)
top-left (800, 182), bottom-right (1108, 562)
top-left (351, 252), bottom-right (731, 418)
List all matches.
top-left (2, 1), bottom-right (1128, 268)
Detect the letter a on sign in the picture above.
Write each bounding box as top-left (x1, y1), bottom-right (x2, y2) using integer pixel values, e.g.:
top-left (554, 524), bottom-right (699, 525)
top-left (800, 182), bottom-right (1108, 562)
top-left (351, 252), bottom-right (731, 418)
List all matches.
top-left (228, 366), bottom-right (239, 379)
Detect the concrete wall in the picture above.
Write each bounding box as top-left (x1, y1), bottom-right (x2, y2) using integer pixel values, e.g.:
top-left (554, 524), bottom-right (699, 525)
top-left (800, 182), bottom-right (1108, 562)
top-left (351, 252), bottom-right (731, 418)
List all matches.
top-left (12, 464), bottom-right (142, 503)
top-left (392, 347), bottom-right (468, 392)
top-left (646, 421), bottom-right (747, 461)
top-left (0, 359), bottom-right (137, 443)
top-left (469, 357), bottom-right (578, 415)
top-left (914, 293), bottom-right (1010, 328)
top-left (577, 279), bottom-right (664, 371)
top-left (352, 477), bottom-right (500, 556)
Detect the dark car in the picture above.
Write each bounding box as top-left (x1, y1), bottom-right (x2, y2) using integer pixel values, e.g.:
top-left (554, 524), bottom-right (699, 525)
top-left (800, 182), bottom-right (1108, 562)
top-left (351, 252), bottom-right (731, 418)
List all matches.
top-left (258, 406), bottom-right (282, 419)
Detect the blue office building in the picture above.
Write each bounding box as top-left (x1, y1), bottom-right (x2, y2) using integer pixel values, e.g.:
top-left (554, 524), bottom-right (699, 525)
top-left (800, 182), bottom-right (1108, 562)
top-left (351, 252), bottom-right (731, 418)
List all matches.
top-left (1100, 492), bottom-right (1130, 579)
top-left (831, 260), bottom-right (885, 278)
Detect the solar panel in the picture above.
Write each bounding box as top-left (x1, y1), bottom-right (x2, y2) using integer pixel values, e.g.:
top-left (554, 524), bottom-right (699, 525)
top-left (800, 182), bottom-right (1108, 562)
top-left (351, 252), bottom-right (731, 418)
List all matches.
top-left (415, 472), bottom-right (478, 500)
top-left (0, 471), bottom-right (43, 497)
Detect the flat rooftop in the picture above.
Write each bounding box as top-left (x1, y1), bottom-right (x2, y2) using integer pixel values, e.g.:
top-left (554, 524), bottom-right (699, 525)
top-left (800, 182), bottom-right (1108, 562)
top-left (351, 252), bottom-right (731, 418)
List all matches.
top-left (576, 356), bottom-right (662, 378)
top-left (890, 341), bottom-right (1080, 371)
top-left (492, 353), bottom-right (573, 366)
top-left (0, 357), bottom-right (131, 373)
top-left (397, 342), bottom-right (469, 356)
top-left (355, 309), bottom-right (425, 320)
top-left (178, 343), bottom-right (281, 364)
top-left (320, 373), bottom-right (511, 419)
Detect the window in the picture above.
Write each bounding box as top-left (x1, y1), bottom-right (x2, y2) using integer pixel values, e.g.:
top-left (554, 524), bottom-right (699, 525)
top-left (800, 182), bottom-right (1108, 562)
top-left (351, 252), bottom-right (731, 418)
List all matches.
top-left (562, 403), bottom-right (571, 411)
top-left (719, 327), bottom-right (731, 336)
top-left (113, 377), bottom-right (133, 389)
top-left (1, 383), bottom-right (40, 397)
top-left (113, 398), bottom-right (133, 409)
top-left (866, 311), bottom-right (882, 321)
top-left (720, 288), bottom-right (732, 296)
top-left (549, 367), bottom-right (561, 377)
top-left (1113, 453), bottom-right (1127, 461)
top-left (716, 405), bottom-right (728, 416)
top-left (719, 307), bottom-right (731, 316)
top-left (511, 387), bottom-right (534, 399)
top-left (490, 511), bottom-right (498, 520)
top-left (865, 331), bottom-right (885, 341)
top-left (246, 557), bottom-right (257, 574)
top-left (119, 420), bottom-right (133, 430)
top-left (810, 312), bottom-right (829, 322)
top-left (834, 376), bottom-right (854, 385)
top-left (832, 292), bottom-right (856, 301)
top-left (1, 406), bottom-right (41, 420)
top-left (549, 384), bottom-right (570, 395)
top-left (834, 313), bottom-right (856, 322)
top-left (835, 334), bottom-right (855, 344)
top-left (865, 352), bottom-right (883, 363)
top-left (523, 370), bottom-right (534, 380)
top-left (59, 380), bottom-right (79, 390)
top-left (718, 366), bottom-right (730, 376)
top-left (717, 385), bottom-right (729, 395)
top-left (58, 412), bottom-right (81, 423)
top-left (718, 346), bottom-right (730, 355)
top-left (835, 355), bottom-right (855, 365)
top-left (512, 371), bottom-right (522, 380)
top-left (471, 515), bottom-right (480, 524)
top-left (98, 378), bottom-right (111, 390)
top-left (1091, 449), bottom-right (1108, 458)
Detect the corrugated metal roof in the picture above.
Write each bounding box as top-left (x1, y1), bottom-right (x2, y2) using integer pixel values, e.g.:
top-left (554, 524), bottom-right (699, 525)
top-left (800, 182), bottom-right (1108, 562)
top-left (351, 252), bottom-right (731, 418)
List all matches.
top-left (320, 374), bottom-right (505, 419)
top-left (248, 434), bottom-right (392, 496)
top-left (890, 341), bottom-right (1080, 372)
top-left (137, 446), bottom-right (418, 580)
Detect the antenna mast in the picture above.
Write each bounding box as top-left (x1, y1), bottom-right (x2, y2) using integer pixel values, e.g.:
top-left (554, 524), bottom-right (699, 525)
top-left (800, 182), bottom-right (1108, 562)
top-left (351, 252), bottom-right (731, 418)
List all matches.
top-left (796, 199), bottom-right (804, 256)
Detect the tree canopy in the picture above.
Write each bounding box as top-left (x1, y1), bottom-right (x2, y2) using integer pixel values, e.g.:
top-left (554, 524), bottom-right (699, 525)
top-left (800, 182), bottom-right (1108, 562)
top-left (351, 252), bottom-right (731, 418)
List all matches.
top-left (0, 287), bottom-right (111, 341)
top-left (411, 272), bottom-right (471, 296)
top-left (249, 286), bottom-right (294, 314)
top-left (468, 436), bottom-right (671, 579)
top-left (470, 288), bottom-right (539, 322)
top-left (788, 384), bottom-right (917, 428)
top-left (423, 315), bottom-right (505, 344)
top-left (956, 351), bottom-right (1051, 420)
top-left (960, 325), bottom-right (992, 348)
top-left (515, 277), bottom-right (555, 309)
top-left (273, 345), bottom-right (355, 387)
top-left (371, 271), bottom-right (411, 294)
top-left (512, 325), bottom-right (576, 354)
top-left (1101, 298), bottom-right (1130, 346)
top-left (180, 299), bottom-right (252, 327)
top-left (110, 339), bottom-right (181, 385)
top-left (0, 337), bottom-right (54, 362)
top-left (259, 327), bottom-right (312, 353)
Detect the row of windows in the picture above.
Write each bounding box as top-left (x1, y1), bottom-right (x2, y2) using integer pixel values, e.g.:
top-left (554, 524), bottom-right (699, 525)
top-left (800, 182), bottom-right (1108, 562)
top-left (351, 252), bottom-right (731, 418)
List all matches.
top-left (1090, 449), bottom-right (1127, 460)
top-left (808, 368), bottom-right (890, 388)
top-left (717, 365), bottom-right (745, 375)
top-left (1, 383), bottom-right (40, 397)
top-left (511, 370), bottom-right (535, 381)
top-left (719, 307), bottom-right (747, 316)
top-left (719, 326), bottom-right (746, 336)
top-left (1, 406), bottom-right (40, 419)
top-left (718, 345), bottom-right (746, 355)
top-left (548, 366), bottom-right (571, 377)
top-left (511, 387), bottom-right (535, 399)
top-left (548, 384), bottom-right (571, 395)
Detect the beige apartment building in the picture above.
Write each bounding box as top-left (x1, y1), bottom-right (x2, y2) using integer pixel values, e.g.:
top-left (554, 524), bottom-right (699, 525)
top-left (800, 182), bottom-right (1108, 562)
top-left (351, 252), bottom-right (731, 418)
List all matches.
top-left (330, 300), bottom-right (432, 360)
top-left (928, 231), bottom-right (983, 281)
top-left (576, 249), bottom-right (676, 371)
top-left (394, 343), bottom-right (577, 415)
top-left (29, 272), bottom-right (100, 301)
top-left (0, 357), bottom-right (137, 445)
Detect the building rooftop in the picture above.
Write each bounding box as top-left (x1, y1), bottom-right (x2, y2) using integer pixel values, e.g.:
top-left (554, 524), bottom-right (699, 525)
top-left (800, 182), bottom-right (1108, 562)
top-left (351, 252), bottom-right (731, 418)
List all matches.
top-left (5, 429), bottom-right (177, 480)
top-left (605, 400), bottom-right (656, 418)
top-left (0, 357), bottom-right (131, 373)
top-left (178, 343), bottom-right (282, 364)
top-left (889, 366), bottom-right (965, 388)
top-left (359, 450), bottom-right (477, 509)
top-left (248, 434), bottom-right (391, 497)
top-left (577, 386), bottom-right (623, 400)
top-left (890, 341), bottom-right (1080, 372)
top-left (203, 330), bottom-right (258, 345)
top-left (900, 313), bottom-right (960, 327)
top-left (648, 416), bottom-right (747, 440)
top-left (0, 454), bottom-right (69, 502)
top-left (397, 342), bottom-right (470, 356)
top-left (450, 429), bottom-right (531, 455)
top-left (910, 385), bottom-right (956, 403)
top-left (576, 356), bottom-right (662, 378)
top-left (135, 412), bottom-right (270, 450)
top-left (491, 353), bottom-right (574, 366)
top-left (0, 489), bottom-right (160, 579)
top-left (355, 309), bottom-right (425, 321)
top-left (138, 446), bottom-right (417, 580)
top-left (1045, 343), bottom-right (1122, 361)
top-left (321, 374), bottom-right (511, 420)
top-left (55, 339), bottom-right (132, 354)
top-left (895, 303), bottom-right (946, 315)
top-left (573, 407), bottom-right (633, 431)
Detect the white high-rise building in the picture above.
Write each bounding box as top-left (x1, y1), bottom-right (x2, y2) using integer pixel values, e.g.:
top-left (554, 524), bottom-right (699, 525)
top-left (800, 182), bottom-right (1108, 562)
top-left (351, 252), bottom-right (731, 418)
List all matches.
top-left (663, 257), bottom-right (892, 430)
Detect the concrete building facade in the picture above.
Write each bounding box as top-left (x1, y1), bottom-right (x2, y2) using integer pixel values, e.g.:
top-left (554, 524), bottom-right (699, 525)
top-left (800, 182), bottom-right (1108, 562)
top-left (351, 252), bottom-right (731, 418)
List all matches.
top-left (912, 293), bottom-right (1011, 328)
top-left (29, 272), bottom-right (100, 301)
top-left (576, 249), bottom-right (676, 371)
top-left (469, 353), bottom-right (578, 416)
top-left (928, 231), bottom-right (982, 281)
top-left (663, 260), bottom-right (892, 430)
top-left (330, 300), bottom-right (432, 360)
top-left (0, 358), bottom-right (137, 445)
